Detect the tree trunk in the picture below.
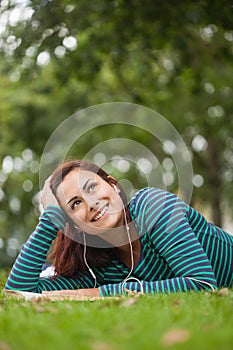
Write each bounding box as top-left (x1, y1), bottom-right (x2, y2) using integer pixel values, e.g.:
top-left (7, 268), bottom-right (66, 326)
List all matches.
top-left (207, 138), bottom-right (222, 227)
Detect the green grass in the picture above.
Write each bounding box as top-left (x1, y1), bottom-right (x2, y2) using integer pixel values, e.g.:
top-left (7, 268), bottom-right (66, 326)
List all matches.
top-left (0, 270), bottom-right (232, 350)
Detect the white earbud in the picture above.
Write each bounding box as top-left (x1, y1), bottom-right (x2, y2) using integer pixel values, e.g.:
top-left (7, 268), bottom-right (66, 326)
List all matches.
top-left (113, 184), bottom-right (120, 193)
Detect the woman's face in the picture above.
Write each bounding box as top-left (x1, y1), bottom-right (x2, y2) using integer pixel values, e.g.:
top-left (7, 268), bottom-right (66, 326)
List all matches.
top-left (56, 169), bottom-right (124, 234)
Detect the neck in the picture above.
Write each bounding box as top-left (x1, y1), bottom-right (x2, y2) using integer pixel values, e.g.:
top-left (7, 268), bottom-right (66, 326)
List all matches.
top-left (99, 208), bottom-right (140, 267)
top-left (114, 222), bottom-right (140, 268)
top-left (115, 239), bottom-right (140, 268)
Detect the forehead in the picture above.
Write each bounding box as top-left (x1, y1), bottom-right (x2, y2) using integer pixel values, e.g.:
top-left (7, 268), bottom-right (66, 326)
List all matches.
top-left (64, 169), bottom-right (101, 186)
top-left (59, 168), bottom-right (105, 191)
top-left (56, 169), bottom-right (103, 202)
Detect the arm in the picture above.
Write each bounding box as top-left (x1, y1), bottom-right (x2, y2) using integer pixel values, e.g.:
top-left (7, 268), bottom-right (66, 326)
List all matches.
top-left (98, 188), bottom-right (218, 297)
top-left (4, 206), bottom-right (80, 292)
top-left (5, 205), bottom-right (99, 293)
top-left (5, 178), bottom-right (95, 293)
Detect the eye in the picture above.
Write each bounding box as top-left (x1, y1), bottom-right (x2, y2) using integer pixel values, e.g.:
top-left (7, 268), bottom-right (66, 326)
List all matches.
top-left (87, 182), bottom-right (97, 193)
top-left (71, 200), bottom-right (81, 210)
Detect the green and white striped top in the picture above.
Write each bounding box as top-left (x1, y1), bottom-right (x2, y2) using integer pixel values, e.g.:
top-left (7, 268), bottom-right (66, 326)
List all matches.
top-left (5, 188), bottom-right (233, 296)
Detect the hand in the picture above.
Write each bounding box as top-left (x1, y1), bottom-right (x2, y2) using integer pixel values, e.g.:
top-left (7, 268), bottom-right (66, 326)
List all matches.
top-left (40, 176), bottom-right (59, 210)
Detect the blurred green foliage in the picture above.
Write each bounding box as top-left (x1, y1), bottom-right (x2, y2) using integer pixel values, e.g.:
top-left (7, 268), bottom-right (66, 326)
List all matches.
top-left (0, 0), bottom-right (233, 266)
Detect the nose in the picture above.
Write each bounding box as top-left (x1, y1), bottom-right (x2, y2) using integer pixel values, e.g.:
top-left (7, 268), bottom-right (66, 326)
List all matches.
top-left (88, 199), bottom-right (100, 211)
top-left (82, 191), bottom-right (100, 211)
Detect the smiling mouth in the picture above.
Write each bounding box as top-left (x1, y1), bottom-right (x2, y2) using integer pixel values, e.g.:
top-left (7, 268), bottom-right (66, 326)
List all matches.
top-left (92, 204), bottom-right (109, 222)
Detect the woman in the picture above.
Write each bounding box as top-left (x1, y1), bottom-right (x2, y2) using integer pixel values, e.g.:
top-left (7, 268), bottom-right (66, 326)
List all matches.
top-left (5, 160), bottom-right (233, 297)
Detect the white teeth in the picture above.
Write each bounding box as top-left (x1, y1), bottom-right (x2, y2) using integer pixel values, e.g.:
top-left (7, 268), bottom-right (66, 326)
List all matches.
top-left (93, 205), bottom-right (108, 221)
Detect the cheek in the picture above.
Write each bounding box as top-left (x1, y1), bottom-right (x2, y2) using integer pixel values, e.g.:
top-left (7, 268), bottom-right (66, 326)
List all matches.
top-left (72, 207), bottom-right (87, 221)
top-left (111, 191), bottom-right (124, 207)
top-left (108, 195), bottom-right (125, 218)
top-left (70, 213), bottom-right (87, 230)
top-left (63, 205), bottom-right (87, 226)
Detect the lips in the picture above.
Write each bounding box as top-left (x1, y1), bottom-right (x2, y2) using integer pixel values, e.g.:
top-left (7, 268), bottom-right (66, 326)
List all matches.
top-left (91, 204), bottom-right (109, 222)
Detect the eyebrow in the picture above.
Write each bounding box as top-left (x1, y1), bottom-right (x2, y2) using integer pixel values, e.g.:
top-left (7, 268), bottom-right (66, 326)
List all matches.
top-left (82, 178), bottom-right (93, 190)
top-left (66, 196), bottom-right (78, 205)
top-left (65, 178), bottom-right (94, 205)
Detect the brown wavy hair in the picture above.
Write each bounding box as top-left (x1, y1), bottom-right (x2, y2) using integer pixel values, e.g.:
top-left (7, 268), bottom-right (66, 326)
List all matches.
top-left (48, 160), bottom-right (129, 277)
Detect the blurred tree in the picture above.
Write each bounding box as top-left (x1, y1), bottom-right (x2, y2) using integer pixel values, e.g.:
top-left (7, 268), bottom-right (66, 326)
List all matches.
top-left (0, 0), bottom-right (233, 266)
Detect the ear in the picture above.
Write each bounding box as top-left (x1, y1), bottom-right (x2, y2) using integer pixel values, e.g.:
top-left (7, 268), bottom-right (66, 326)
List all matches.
top-left (112, 184), bottom-right (120, 193)
top-left (107, 176), bottom-right (120, 193)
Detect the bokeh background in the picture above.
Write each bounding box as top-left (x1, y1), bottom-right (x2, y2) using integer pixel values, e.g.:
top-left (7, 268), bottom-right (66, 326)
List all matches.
top-left (0, 0), bottom-right (233, 267)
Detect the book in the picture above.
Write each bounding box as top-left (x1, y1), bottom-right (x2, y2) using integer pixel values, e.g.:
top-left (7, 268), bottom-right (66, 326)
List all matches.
top-left (3, 289), bottom-right (104, 302)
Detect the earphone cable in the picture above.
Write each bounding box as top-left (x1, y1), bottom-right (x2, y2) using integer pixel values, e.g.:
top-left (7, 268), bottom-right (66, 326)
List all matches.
top-left (121, 206), bottom-right (144, 295)
top-left (83, 232), bottom-right (97, 288)
top-left (82, 205), bottom-right (143, 294)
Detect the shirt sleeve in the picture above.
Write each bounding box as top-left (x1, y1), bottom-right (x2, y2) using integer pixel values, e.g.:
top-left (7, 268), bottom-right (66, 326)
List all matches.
top-left (98, 188), bottom-right (218, 297)
top-left (4, 206), bottom-right (93, 293)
